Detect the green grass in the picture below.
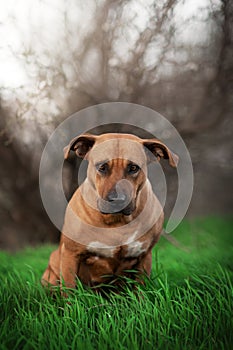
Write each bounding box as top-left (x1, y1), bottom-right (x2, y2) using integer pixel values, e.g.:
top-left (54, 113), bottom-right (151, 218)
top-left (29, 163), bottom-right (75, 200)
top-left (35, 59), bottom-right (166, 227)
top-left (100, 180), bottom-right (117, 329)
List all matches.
top-left (0, 216), bottom-right (232, 350)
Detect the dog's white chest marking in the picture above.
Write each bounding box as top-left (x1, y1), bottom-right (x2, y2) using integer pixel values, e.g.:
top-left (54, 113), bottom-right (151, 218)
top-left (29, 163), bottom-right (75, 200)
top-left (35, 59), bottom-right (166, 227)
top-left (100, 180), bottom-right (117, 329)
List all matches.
top-left (87, 241), bottom-right (115, 258)
top-left (87, 230), bottom-right (148, 259)
top-left (124, 230), bottom-right (147, 258)
top-left (125, 241), bottom-right (146, 257)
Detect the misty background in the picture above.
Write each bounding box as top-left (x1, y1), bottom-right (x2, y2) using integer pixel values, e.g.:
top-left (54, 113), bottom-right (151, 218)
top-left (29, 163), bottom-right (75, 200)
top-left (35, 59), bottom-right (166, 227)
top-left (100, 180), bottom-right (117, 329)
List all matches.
top-left (0, 0), bottom-right (232, 250)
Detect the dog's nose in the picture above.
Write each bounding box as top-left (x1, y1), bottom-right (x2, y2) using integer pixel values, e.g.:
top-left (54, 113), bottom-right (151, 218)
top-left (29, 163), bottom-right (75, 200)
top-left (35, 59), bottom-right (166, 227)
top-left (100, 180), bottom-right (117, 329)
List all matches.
top-left (98, 179), bottom-right (134, 215)
top-left (107, 190), bottom-right (127, 203)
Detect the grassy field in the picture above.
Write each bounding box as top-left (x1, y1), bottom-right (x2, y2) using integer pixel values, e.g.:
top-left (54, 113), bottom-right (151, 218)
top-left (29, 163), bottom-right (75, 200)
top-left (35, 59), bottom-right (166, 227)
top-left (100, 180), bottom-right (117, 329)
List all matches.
top-left (0, 217), bottom-right (232, 350)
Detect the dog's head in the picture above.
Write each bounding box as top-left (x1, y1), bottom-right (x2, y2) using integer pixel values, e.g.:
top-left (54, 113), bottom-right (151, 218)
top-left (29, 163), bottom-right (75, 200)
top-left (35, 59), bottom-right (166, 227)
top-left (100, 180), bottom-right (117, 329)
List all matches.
top-left (64, 133), bottom-right (178, 216)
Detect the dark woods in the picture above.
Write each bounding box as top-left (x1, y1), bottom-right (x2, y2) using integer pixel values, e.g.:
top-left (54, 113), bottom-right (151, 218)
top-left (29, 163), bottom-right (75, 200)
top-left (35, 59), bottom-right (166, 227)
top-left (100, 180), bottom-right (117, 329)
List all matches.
top-left (0, 0), bottom-right (232, 250)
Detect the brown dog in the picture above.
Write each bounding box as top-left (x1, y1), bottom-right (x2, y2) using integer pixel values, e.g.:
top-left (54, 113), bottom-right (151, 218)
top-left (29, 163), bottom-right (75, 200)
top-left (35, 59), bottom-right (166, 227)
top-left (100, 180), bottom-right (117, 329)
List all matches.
top-left (41, 133), bottom-right (178, 291)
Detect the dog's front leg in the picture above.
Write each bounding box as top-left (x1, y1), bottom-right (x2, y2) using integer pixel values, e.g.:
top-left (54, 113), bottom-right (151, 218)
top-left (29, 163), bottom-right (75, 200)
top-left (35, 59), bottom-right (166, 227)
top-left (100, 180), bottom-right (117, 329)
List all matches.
top-left (134, 251), bottom-right (153, 284)
top-left (141, 250), bottom-right (152, 277)
top-left (60, 243), bottom-right (79, 290)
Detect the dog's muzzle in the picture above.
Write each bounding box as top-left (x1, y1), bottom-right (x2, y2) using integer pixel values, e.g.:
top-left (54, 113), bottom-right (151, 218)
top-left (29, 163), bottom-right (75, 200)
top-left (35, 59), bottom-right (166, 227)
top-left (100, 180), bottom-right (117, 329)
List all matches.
top-left (97, 197), bottom-right (135, 216)
top-left (97, 180), bottom-right (135, 216)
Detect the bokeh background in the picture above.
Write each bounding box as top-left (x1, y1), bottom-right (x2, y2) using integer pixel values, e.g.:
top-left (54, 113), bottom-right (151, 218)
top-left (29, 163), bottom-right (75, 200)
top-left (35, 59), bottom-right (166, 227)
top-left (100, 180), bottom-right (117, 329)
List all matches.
top-left (0, 0), bottom-right (232, 251)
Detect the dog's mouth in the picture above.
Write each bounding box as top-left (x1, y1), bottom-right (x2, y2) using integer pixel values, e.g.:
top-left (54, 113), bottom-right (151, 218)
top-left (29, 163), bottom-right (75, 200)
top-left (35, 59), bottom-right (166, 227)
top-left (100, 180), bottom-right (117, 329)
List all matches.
top-left (97, 198), bottom-right (135, 216)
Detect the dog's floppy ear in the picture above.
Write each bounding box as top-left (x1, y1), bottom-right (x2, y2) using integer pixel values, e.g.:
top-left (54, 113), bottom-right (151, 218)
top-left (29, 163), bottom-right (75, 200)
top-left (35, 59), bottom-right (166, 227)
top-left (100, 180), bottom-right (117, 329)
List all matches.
top-left (64, 134), bottom-right (97, 159)
top-left (142, 139), bottom-right (179, 167)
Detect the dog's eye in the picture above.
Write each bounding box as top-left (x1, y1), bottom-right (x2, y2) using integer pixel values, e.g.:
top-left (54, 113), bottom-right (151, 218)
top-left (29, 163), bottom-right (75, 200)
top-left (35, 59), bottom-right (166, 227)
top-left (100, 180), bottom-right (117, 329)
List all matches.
top-left (96, 163), bottom-right (108, 174)
top-left (127, 163), bottom-right (140, 175)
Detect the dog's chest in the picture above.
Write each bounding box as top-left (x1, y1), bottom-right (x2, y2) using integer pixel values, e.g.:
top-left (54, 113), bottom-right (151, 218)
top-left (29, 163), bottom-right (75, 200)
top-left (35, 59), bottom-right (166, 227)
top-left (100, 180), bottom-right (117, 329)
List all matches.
top-left (86, 233), bottom-right (150, 259)
top-left (124, 240), bottom-right (147, 258)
